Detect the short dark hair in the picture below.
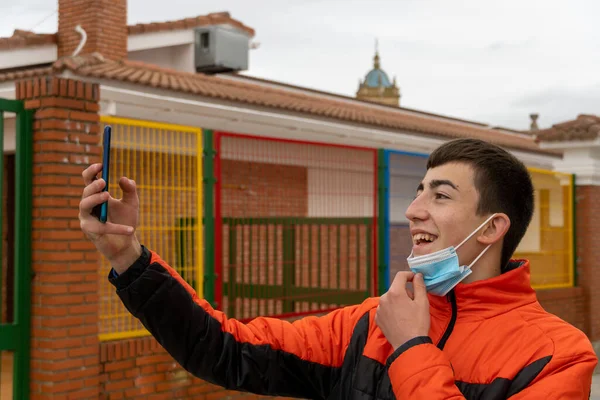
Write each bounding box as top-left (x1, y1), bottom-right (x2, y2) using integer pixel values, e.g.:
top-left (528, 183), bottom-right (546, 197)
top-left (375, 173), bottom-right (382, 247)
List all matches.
top-left (427, 138), bottom-right (534, 268)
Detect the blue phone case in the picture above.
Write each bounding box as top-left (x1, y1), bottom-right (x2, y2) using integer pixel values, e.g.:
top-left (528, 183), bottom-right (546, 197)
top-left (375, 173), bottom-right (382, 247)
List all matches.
top-left (93, 126), bottom-right (111, 223)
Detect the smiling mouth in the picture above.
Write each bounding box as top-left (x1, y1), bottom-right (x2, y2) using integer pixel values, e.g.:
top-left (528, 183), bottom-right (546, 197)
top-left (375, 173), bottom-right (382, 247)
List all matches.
top-left (412, 233), bottom-right (438, 246)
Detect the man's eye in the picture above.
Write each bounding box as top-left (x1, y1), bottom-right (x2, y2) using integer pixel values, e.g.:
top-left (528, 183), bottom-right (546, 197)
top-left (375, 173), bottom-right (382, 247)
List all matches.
top-left (435, 193), bottom-right (449, 200)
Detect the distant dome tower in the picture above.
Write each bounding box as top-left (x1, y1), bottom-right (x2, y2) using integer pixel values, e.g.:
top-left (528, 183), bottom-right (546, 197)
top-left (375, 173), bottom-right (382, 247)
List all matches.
top-left (356, 40), bottom-right (401, 107)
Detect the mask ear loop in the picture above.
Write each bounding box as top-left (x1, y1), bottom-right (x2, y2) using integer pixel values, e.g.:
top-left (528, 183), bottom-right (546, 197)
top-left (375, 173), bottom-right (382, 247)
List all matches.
top-left (456, 213), bottom-right (497, 271)
top-left (455, 213), bottom-right (497, 250)
top-left (465, 243), bottom-right (492, 270)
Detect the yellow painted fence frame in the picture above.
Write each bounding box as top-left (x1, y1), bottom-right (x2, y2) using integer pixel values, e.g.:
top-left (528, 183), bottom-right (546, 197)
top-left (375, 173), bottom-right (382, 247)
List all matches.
top-left (98, 116), bottom-right (203, 341)
top-left (521, 167), bottom-right (574, 290)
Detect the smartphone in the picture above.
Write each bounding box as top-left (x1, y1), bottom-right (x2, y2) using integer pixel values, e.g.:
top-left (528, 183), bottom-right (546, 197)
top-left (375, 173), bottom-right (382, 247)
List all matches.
top-left (92, 125), bottom-right (112, 223)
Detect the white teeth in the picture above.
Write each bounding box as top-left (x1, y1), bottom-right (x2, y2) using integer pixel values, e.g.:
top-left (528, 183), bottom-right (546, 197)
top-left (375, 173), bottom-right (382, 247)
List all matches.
top-left (412, 233), bottom-right (437, 245)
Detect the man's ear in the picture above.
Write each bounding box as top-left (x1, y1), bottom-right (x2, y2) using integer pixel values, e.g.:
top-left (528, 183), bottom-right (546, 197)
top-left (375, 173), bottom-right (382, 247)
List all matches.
top-left (477, 213), bottom-right (510, 245)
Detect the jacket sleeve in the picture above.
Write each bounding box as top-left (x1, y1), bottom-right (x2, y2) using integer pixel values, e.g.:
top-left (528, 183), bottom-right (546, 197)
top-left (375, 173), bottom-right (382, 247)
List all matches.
top-left (386, 337), bottom-right (466, 399)
top-left (386, 336), bottom-right (598, 399)
top-left (109, 245), bottom-right (372, 399)
top-left (509, 349), bottom-right (597, 399)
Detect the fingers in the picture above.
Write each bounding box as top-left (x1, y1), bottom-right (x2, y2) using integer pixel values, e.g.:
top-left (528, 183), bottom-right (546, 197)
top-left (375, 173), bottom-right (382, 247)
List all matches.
top-left (79, 190), bottom-right (134, 237)
top-left (386, 271), bottom-right (422, 301)
top-left (118, 176), bottom-right (135, 191)
top-left (80, 164), bottom-right (137, 239)
top-left (82, 178), bottom-right (106, 199)
top-left (406, 285), bottom-right (415, 300)
top-left (82, 163), bottom-right (103, 185)
top-left (389, 271), bottom-right (415, 294)
top-left (79, 192), bottom-right (108, 214)
top-left (118, 177), bottom-right (139, 206)
top-left (80, 218), bottom-right (134, 236)
top-left (412, 273), bottom-right (428, 301)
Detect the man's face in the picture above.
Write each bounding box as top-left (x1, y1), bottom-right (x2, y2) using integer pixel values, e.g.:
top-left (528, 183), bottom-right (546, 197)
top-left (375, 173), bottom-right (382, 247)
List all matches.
top-left (405, 161), bottom-right (486, 263)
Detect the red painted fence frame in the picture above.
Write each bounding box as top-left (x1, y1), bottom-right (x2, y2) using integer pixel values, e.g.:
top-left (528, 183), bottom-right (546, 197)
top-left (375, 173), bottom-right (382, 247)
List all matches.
top-left (213, 131), bottom-right (379, 319)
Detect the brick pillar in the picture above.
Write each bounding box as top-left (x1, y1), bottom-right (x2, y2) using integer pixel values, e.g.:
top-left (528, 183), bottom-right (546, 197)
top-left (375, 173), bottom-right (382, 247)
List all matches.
top-left (16, 76), bottom-right (102, 399)
top-left (576, 185), bottom-right (600, 342)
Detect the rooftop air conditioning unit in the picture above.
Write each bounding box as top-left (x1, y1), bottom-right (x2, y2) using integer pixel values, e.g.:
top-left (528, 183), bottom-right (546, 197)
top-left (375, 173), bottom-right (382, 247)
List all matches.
top-left (194, 25), bottom-right (249, 74)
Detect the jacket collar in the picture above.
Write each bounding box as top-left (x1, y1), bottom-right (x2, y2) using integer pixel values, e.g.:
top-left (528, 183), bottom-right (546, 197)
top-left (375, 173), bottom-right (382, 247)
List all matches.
top-left (427, 259), bottom-right (538, 320)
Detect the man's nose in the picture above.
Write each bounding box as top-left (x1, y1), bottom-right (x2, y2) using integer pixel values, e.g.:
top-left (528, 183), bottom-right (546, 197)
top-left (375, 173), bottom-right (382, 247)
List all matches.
top-left (405, 195), bottom-right (429, 222)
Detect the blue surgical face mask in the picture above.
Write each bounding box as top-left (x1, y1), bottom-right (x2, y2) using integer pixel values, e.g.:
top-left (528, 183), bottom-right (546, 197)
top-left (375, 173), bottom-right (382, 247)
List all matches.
top-left (406, 213), bottom-right (497, 296)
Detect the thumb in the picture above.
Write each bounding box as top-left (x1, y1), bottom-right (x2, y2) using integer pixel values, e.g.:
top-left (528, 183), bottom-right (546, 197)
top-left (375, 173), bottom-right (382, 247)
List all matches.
top-left (118, 177), bottom-right (139, 204)
top-left (413, 273), bottom-right (428, 300)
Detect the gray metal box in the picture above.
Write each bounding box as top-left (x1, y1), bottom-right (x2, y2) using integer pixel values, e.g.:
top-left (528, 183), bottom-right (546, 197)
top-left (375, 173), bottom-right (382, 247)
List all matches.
top-left (194, 25), bottom-right (250, 74)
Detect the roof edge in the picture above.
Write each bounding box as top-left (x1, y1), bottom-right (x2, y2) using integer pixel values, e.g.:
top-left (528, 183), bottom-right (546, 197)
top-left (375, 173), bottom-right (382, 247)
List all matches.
top-left (0, 53), bottom-right (558, 157)
top-left (127, 11), bottom-right (255, 37)
top-left (225, 73), bottom-right (531, 134)
top-left (0, 11), bottom-right (255, 51)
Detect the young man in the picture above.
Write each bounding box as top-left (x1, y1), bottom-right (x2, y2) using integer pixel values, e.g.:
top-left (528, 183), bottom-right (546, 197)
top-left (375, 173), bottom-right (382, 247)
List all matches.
top-left (79, 138), bottom-right (597, 399)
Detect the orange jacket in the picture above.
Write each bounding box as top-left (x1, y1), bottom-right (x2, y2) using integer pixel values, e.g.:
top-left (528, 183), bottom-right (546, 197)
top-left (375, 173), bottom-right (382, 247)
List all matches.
top-left (109, 247), bottom-right (598, 399)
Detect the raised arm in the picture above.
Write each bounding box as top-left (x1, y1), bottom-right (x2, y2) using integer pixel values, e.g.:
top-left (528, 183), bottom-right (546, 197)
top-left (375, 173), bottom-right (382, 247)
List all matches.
top-left (109, 245), bottom-right (371, 398)
top-left (78, 163), bottom-right (370, 399)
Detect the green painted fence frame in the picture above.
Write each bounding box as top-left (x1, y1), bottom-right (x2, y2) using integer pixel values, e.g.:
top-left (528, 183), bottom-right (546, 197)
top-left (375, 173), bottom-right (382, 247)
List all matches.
top-left (0, 98), bottom-right (34, 400)
top-left (222, 216), bottom-right (372, 319)
top-left (202, 129), bottom-right (216, 308)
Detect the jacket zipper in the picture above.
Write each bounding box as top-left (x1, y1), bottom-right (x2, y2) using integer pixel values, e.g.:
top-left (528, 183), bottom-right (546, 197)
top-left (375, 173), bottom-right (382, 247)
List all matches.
top-left (436, 290), bottom-right (457, 350)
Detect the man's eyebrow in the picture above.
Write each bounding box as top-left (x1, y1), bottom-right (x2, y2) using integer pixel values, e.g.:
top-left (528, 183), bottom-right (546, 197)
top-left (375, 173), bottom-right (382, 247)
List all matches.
top-left (430, 179), bottom-right (459, 191)
top-left (416, 179), bottom-right (459, 192)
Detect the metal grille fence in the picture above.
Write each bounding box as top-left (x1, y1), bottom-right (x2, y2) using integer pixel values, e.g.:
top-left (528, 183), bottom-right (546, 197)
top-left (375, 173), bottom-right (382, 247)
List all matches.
top-left (381, 151), bottom-right (575, 291)
top-left (214, 132), bottom-right (377, 321)
top-left (514, 168), bottom-right (574, 289)
top-left (98, 116), bottom-right (203, 341)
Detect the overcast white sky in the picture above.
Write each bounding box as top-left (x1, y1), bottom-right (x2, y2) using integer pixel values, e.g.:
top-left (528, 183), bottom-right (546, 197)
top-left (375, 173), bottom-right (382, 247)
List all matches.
top-left (1, 0), bottom-right (598, 130)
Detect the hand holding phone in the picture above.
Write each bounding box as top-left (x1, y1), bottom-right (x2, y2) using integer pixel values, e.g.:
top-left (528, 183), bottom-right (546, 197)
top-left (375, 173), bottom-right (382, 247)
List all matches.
top-left (92, 125), bottom-right (111, 223)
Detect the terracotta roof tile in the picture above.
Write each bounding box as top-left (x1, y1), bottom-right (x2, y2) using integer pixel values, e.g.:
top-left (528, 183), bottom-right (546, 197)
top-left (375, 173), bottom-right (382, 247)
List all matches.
top-left (0, 30), bottom-right (57, 50)
top-left (535, 114), bottom-right (600, 142)
top-left (0, 64), bottom-right (52, 82)
top-left (0, 12), bottom-right (254, 51)
top-left (0, 53), bottom-right (552, 155)
top-left (127, 12), bottom-right (255, 37)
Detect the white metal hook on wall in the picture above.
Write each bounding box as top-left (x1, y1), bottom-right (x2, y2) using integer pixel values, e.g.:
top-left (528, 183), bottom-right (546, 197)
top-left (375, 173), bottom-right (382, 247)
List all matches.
top-left (72, 24), bottom-right (87, 56)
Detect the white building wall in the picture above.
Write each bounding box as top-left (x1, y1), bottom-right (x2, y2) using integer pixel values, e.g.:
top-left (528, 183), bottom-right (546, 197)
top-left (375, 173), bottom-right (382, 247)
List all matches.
top-left (128, 44), bottom-right (195, 74)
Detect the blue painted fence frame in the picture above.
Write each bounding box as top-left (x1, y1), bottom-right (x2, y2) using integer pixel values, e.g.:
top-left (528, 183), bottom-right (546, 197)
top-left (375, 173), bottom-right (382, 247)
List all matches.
top-left (379, 149), bottom-right (429, 292)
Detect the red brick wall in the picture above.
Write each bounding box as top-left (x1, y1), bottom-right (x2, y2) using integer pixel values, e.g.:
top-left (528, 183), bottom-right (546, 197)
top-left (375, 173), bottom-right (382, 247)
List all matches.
top-left (536, 287), bottom-right (586, 331)
top-left (574, 185), bottom-right (600, 341)
top-left (57, 0), bottom-right (127, 60)
top-left (221, 159), bottom-right (308, 217)
top-left (17, 76), bottom-right (102, 399)
top-left (99, 337), bottom-right (294, 400)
